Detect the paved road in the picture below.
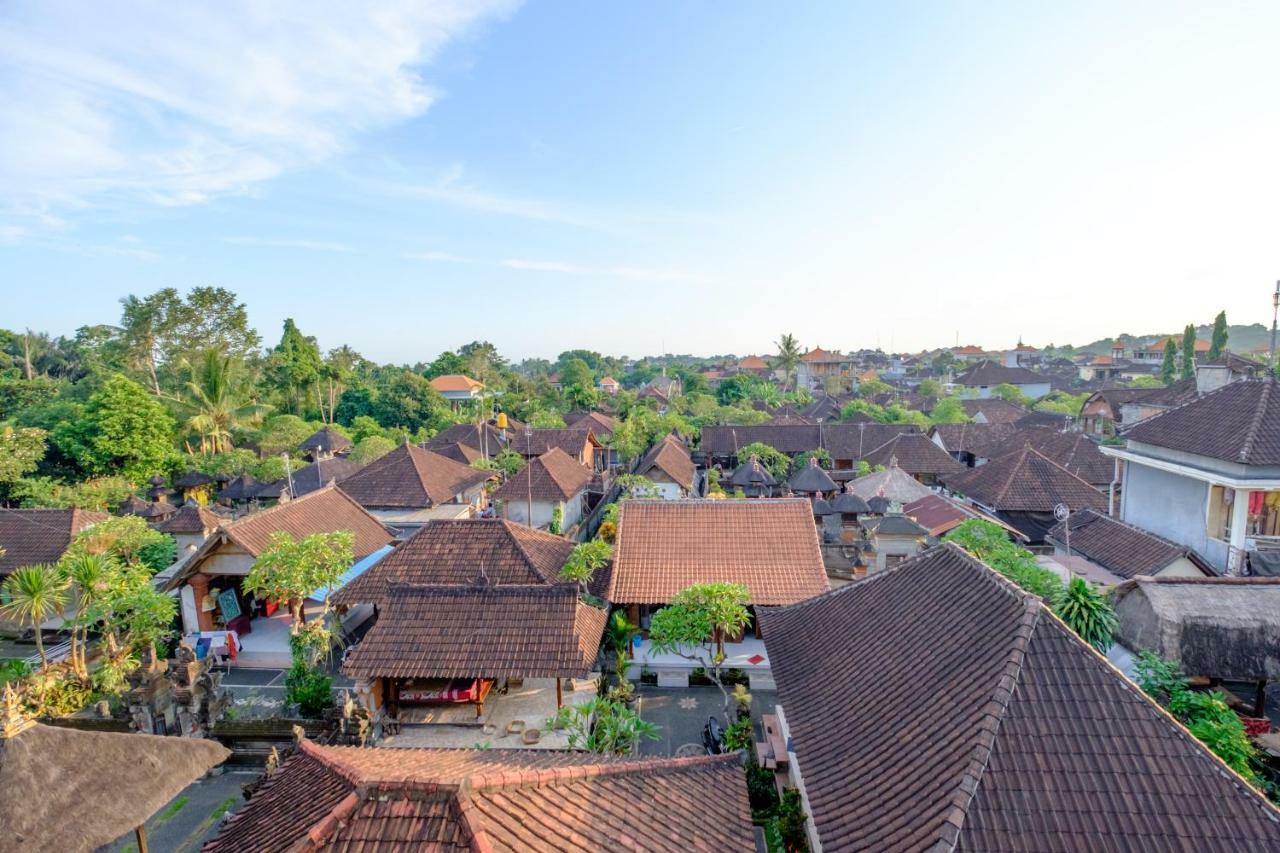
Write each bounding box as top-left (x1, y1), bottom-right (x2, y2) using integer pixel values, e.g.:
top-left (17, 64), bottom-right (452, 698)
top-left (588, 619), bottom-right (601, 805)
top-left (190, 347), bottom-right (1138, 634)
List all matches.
top-left (106, 769), bottom-right (257, 853)
top-left (219, 665), bottom-right (355, 719)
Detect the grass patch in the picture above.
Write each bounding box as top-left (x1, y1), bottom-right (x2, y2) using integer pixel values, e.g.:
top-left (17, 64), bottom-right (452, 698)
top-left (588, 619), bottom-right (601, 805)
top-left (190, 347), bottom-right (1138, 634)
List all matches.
top-left (155, 795), bottom-right (190, 826)
top-left (121, 844), bottom-right (136, 853)
top-left (763, 817), bottom-right (784, 853)
top-left (211, 796), bottom-right (239, 821)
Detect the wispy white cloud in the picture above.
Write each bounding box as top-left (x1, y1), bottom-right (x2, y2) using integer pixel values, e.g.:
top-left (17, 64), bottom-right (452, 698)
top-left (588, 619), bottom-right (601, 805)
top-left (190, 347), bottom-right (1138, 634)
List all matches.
top-left (500, 258), bottom-right (718, 283)
top-left (226, 236), bottom-right (355, 253)
top-left (0, 1), bottom-right (519, 234)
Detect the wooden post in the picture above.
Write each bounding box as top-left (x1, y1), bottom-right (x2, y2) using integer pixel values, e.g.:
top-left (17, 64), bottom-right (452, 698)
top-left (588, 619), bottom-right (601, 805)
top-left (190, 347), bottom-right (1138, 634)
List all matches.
top-left (556, 678), bottom-right (563, 709)
top-left (1255, 679), bottom-right (1267, 718)
top-left (135, 825), bottom-right (149, 853)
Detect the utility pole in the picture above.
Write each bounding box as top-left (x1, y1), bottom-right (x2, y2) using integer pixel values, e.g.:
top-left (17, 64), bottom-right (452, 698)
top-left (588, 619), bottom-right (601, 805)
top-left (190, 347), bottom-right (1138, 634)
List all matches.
top-left (1270, 281), bottom-right (1279, 372)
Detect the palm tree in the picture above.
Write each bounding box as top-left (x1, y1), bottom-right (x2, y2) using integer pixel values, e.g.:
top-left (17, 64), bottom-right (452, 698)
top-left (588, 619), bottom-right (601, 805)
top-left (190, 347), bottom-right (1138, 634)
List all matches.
top-left (1, 565), bottom-right (70, 668)
top-left (179, 349), bottom-right (269, 454)
top-left (774, 333), bottom-right (802, 391)
top-left (60, 553), bottom-right (118, 679)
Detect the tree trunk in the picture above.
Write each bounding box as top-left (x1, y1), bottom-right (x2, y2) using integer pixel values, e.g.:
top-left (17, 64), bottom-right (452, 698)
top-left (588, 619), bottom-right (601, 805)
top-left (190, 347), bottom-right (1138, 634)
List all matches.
top-left (22, 331), bottom-right (34, 380)
top-left (33, 625), bottom-right (47, 669)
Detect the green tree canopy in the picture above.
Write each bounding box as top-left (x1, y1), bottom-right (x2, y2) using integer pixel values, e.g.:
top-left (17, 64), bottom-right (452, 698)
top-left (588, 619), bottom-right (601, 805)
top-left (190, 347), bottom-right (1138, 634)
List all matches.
top-left (649, 582), bottom-right (752, 719)
top-left (1209, 311), bottom-right (1229, 359)
top-left (267, 319), bottom-right (323, 415)
top-left (1161, 338), bottom-right (1179, 385)
top-left (244, 531), bottom-right (355, 632)
top-left (1181, 324), bottom-right (1196, 381)
top-left (54, 374), bottom-right (175, 483)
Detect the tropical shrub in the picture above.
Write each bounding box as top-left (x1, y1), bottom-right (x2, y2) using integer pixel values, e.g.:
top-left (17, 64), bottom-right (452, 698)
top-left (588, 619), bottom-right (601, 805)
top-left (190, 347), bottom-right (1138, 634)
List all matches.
top-left (1055, 577), bottom-right (1117, 651)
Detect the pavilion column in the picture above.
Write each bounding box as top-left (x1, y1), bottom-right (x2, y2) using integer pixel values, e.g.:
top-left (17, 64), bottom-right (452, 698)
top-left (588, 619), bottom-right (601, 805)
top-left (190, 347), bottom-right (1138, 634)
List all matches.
top-left (556, 678), bottom-right (563, 709)
top-left (188, 574), bottom-right (214, 632)
top-left (1229, 489), bottom-right (1252, 574)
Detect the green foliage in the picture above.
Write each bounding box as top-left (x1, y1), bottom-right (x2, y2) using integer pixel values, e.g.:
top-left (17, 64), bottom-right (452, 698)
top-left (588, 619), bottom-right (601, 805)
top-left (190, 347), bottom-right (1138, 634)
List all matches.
top-left (649, 582), bottom-right (752, 717)
top-left (775, 333), bottom-right (802, 390)
top-left (1161, 338), bottom-right (1179, 384)
top-left (349, 435), bottom-right (396, 465)
top-left (256, 414), bottom-right (318, 457)
top-left (944, 519), bottom-right (1064, 601)
top-left (0, 565), bottom-right (69, 666)
top-left (0, 376), bottom-right (60, 420)
top-left (990, 383), bottom-right (1029, 407)
top-left (0, 426), bottom-right (45, 484)
top-left (928, 396), bottom-right (970, 425)
top-left (244, 531), bottom-right (355, 629)
top-left (856, 378), bottom-right (892, 398)
top-left (65, 515), bottom-right (176, 573)
top-left (1181, 324), bottom-right (1196, 381)
top-left (1033, 390), bottom-right (1090, 416)
top-left (284, 658), bottom-right (334, 718)
top-left (527, 409), bottom-right (568, 428)
top-left (1135, 651), bottom-right (1260, 786)
top-left (611, 408), bottom-right (695, 461)
top-left (561, 541), bottom-right (613, 591)
top-left (1055, 577), bottom-right (1116, 652)
top-left (747, 763), bottom-right (781, 815)
top-left (777, 788), bottom-right (810, 852)
top-left (54, 374), bottom-right (175, 483)
top-left (793, 448), bottom-right (832, 470)
top-left (549, 697), bottom-right (659, 754)
top-left (549, 505), bottom-right (563, 535)
top-left (724, 717), bottom-right (753, 751)
top-left (917, 378), bottom-right (942, 399)
top-left (491, 449), bottom-right (526, 479)
top-left (737, 442), bottom-right (790, 479)
top-left (267, 319), bottom-right (323, 415)
top-left (616, 473), bottom-right (662, 498)
top-left (177, 348), bottom-right (267, 454)
top-left (1209, 311), bottom-right (1229, 360)
top-left (10, 475), bottom-right (137, 512)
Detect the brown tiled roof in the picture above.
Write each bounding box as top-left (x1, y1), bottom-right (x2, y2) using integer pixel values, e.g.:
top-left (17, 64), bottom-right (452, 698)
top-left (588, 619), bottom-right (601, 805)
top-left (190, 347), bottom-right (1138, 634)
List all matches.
top-left (955, 359), bottom-right (1049, 387)
top-left (698, 423), bottom-right (919, 459)
top-left (153, 501), bottom-right (221, 535)
top-left (0, 508), bottom-right (108, 575)
top-left (255, 456), bottom-right (362, 498)
top-left (737, 354), bottom-right (770, 370)
top-left (343, 583), bottom-right (606, 679)
top-left (1015, 410), bottom-right (1072, 430)
top-left (760, 543), bottom-right (1280, 851)
top-left (218, 486), bottom-right (393, 559)
top-left (333, 518), bottom-right (574, 607)
top-left (205, 741), bottom-right (751, 853)
top-left (492, 448), bottom-right (592, 503)
top-left (432, 441), bottom-right (483, 465)
top-left (960, 398), bottom-right (1026, 424)
top-left (634, 435), bottom-right (695, 491)
top-left (425, 422), bottom-right (510, 455)
top-left (217, 473), bottom-right (259, 501)
top-left (608, 499), bottom-right (827, 605)
top-left (338, 443), bottom-right (494, 509)
top-left (902, 494), bottom-right (1027, 540)
top-left (1046, 509), bottom-right (1213, 579)
top-left (930, 422), bottom-right (1019, 457)
top-left (943, 445), bottom-right (1106, 513)
top-left (173, 470), bottom-right (216, 490)
top-left (299, 426), bottom-right (353, 455)
top-left (861, 432), bottom-right (964, 477)
top-left (507, 428), bottom-right (598, 459)
top-left (788, 457), bottom-right (837, 494)
top-left (564, 410), bottom-right (616, 436)
top-left (1125, 379), bottom-right (1280, 465)
top-left (987, 429), bottom-right (1113, 486)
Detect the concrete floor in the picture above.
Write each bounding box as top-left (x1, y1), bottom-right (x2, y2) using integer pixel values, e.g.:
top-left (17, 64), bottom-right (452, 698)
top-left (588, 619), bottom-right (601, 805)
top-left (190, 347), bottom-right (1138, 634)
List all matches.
top-left (636, 685), bottom-right (778, 757)
top-left (105, 769), bottom-right (257, 853)
top-left (382, 677), bottom-right (600, 750)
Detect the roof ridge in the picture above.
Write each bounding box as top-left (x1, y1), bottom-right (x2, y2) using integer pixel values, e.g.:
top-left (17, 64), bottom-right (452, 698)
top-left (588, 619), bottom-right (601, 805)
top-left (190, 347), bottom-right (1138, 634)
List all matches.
top-left (465, 751), bottom-right (739, 793)
top-left (936, 595), bottom-right (1040, 850)
top-left (1239, 379), bottom-right (1273, 464)
top-left (990, 444), bottom-right (1028, 508)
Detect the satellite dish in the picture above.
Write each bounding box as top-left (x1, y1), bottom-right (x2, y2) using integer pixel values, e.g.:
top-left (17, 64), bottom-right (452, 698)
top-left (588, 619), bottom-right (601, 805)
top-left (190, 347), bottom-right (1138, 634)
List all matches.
top-left (1053, 503), bottom-right (1070, 521)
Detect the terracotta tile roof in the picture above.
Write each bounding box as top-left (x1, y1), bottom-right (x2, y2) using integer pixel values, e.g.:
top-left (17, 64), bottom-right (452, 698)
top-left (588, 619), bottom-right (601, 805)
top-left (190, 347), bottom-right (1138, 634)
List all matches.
top-left (953, 344), bottom-right (986, 355)
top-left (343, 583), bottom-right (606, 680)
top-left (633, 435), bottom-right (693, 490)
top-left (861, 432), bottom-right (964, 477)
top-left (432, 441), bottom-right (484, 465)
top-left (959, 398), bottom-right (1025, 424)
top-left (0, 508), bottom-right (108, 575)
top-left (338, 442), bottom-right (494, 509)
top-left (902, 493), bottom-right (1027, 540)
top-left (153, 501), bottom-right (221, 535)
top-left (1124, 379), bottom-right (1280, 465)
top-left (1046, 509), bottom-right (1213, 579)
top-left (492, 448), bottom-right (592, 504)
top-left (737, 354), bottom-right (770, 370)
top-left (955, 359), bottom-right (1049, 387)
top-left (608, 499), bottom-right (827, 605)
top-left (987, 429), bottom-right (1114, 486)
top-left (218, 486), bottom-right (394, 559)
top-left (299, 426), bottom-right (353, 455)
top-left (931, 422), bottom-right (1020, 457)
top-left (333, 518), bottom-right (574, 608)
top-left (760, 543), bottom-right (1280, 851)
top-left (507, 428), bottom-right (598, 459)
top-left (943, 445), bottom-right (1106, 513)
top-left (429, 374), bottom-right (484, 393)
top-left (205, 742), bottom-right (751, 853)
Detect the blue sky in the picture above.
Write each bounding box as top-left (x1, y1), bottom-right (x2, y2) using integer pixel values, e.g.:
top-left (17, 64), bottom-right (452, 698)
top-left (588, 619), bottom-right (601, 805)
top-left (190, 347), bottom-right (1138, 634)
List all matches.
top-left (3, 1), bottom-right (1279, 361)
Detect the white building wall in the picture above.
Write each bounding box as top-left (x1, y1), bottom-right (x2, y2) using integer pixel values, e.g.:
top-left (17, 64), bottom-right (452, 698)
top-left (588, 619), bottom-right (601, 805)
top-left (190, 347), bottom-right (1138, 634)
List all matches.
top-left (1121, 463), bottom-right (1215, 567)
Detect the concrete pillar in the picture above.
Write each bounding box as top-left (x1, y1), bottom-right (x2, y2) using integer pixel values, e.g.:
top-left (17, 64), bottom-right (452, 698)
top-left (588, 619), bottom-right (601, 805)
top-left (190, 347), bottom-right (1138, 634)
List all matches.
top-left (1229, 488), bottom-right (1251, 574)
top-left (187, 574), bottom-right (215, 632)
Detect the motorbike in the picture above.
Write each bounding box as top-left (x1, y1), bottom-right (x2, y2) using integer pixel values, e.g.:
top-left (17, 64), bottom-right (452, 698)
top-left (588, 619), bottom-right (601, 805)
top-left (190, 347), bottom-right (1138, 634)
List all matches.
top-left (702, 715), bottom-right (725, 754)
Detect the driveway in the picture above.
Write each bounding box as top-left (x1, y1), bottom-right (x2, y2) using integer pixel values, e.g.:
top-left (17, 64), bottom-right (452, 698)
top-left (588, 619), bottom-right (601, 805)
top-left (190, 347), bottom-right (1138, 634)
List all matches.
top-left (636, 685), bottom-right (777, 756)
top-left (106, 769), bottom-right (257, 853)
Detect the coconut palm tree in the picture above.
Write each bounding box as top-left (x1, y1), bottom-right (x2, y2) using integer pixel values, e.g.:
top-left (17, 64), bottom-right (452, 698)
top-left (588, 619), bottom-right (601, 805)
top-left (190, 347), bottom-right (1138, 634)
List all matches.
top-left (59, 552), bottom-right (118, 679)
top-left (774, 333), bottom-right (802, 392)
top-left (1, 565), bottom-right (70, 668)
top-left (179, 348), bottom-right (269, 454)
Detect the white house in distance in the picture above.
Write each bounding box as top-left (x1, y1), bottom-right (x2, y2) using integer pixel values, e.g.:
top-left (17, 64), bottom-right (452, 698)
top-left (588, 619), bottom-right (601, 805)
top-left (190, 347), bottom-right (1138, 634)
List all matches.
top-left (491, 447), bottom-right (593, 530)
top-left (631, 435), bottom-right (696, 499)
top-left (597, 375), bottom-right (620, 395)
top-left (1102, 379), bottom-right (1280, 575)
top-left (429, 374), bottom-right (485, 404)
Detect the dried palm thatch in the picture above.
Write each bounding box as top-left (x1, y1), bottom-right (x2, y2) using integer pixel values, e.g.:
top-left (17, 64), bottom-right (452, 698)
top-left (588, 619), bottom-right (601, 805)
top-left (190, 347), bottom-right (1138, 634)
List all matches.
top-left (0, 692), bottom-right (229, 852)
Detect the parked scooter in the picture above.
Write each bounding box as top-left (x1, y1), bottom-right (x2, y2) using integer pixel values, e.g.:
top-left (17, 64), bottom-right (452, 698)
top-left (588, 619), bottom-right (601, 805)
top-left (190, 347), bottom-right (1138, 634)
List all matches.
top-left (702, 716), bottom-right (725, 754)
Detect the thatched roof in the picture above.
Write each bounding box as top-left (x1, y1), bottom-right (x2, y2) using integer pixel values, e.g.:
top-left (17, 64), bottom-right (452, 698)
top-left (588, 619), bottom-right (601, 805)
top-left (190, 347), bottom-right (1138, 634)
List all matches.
top-left (1113, 576), bottom-right (1280, 680)
top-left (0, 718), bottom-right (228, 851)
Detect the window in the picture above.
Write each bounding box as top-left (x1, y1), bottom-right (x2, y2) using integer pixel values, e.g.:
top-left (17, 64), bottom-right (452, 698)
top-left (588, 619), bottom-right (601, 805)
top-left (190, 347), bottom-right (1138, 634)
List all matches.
top-left (1206, 485), bottom-right (1232, 541)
